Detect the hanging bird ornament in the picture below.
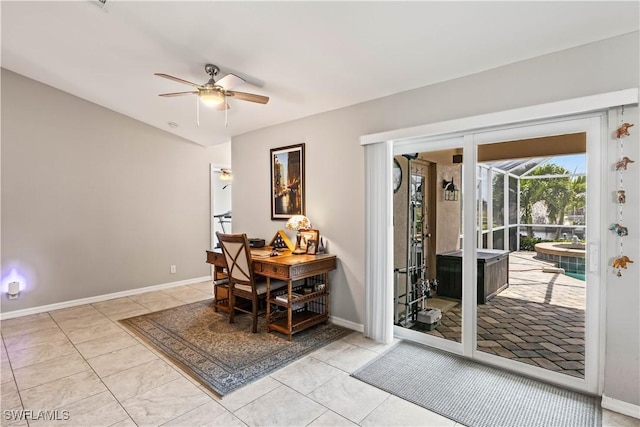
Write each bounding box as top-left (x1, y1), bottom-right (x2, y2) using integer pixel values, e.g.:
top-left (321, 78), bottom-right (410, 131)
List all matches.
top-left (610, 223), bottom-right (629, 237)
top-left (613, 256), bottom-right (634, 277)
top-left (615, 156), bottom-right (635, 170)
top-left (612, 109), bottom-right (634, 278)
top-left (616, 122), bottom-right (634, 138)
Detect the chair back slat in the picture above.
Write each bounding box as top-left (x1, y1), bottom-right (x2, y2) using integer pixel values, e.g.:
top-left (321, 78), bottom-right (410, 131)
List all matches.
top-left (216, 232), bottom-right (276, 333)
top-left (216, 233), bottom-right (254, 290)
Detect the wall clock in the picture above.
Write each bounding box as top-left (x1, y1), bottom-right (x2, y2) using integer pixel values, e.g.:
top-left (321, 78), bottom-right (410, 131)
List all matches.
top-left (393, 158), bottom-right (402, 193)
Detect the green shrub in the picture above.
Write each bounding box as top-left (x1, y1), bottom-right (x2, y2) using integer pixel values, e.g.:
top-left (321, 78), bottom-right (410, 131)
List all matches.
top-left (519, 236), bottom-right (547, 251)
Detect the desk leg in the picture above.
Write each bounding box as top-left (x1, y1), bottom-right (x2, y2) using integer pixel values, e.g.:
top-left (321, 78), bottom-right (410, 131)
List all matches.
top-left (212, 265), bottom-right (228, 313)
top-left (266, 277), bottom-right (271, 333)
top-left (287, 279), bottom-right (293, 341)
top-left (324, 272), bottom-right (330, 325)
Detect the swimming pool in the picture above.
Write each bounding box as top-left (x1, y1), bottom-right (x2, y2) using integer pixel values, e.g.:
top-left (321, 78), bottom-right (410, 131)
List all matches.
top-left (564, 271), bottom-right (585, 281)
top-left (534, 242), bottom-right (586, 279)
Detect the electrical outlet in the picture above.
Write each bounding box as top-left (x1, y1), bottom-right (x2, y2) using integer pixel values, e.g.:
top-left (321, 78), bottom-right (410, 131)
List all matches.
top-left (170, 265), bottom-right (176, 274)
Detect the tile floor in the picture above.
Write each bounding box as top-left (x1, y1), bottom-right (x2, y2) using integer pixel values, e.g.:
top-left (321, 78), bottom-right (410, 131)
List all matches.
top-left (1, 282), bottom-right (637, 427)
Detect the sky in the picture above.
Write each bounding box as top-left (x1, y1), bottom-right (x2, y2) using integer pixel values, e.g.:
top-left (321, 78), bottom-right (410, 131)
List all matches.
top-left (545, 153), bottom-right (586, 174)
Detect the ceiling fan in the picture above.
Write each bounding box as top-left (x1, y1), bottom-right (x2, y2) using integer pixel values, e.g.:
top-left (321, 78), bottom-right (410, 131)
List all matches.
top-left (155, 64), bottom-right (269, 126)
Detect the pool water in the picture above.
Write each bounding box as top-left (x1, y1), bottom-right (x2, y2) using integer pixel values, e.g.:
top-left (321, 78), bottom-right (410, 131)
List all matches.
top-left (565, 271), bottom-right (586, 281)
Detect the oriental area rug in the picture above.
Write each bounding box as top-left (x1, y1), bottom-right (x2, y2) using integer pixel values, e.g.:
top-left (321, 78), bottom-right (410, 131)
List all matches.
top-left (353, 341), bottom-right (601, 427)
top-left (120, 299), bottom-right (351, 396)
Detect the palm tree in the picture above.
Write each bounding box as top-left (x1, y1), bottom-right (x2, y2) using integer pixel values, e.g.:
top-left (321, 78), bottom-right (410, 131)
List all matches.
top-left (492, 173), bottom-right (504, 227)
top-left (520, 163), bottom-right (572, 238)
top-left (519, 164), bottom-right (544, 237)
top-left (567, 175), bottom-right (587, 227)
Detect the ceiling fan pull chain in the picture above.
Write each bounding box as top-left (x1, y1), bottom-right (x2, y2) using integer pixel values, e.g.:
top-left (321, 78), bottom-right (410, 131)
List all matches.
top-left (196, 97), bottom-right (200, 127)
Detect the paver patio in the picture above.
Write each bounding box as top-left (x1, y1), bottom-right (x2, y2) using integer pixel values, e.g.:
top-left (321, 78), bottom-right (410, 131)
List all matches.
top-left (424, 251), bottom-right (586, 378)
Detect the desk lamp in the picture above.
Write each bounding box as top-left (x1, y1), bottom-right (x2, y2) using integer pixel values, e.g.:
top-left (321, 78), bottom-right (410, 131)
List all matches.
top-left (286, 215), bottom-right (311, 254)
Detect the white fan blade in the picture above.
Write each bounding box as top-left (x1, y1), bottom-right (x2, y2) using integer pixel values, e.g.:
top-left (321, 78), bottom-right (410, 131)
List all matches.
top-left (216, 73), bottom-right (245, 90)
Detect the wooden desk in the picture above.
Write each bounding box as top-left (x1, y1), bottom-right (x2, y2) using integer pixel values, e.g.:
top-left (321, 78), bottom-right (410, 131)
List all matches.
top-left (206, 249), bottom-right (337, 340)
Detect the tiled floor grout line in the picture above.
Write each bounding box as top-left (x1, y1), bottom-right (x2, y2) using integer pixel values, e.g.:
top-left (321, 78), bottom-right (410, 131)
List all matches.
top-left (91, 291), bottom-right (257, 424)
top-left (3, 301), bottom-right (191, 424)
top-left (304, 408), bottom-right (334, 427)
top-left (1, 333), bottom-right (30, 427)
top-left (45, 308), bottom-right (137, 426)
top-left (274, 381), bottom-right (339, 426)
top-left (88, 301), bottom-right (226, 426)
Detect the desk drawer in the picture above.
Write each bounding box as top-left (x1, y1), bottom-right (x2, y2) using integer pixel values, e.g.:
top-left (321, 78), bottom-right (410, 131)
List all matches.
top-left (256, 263), bottom-right (290, 279)
top-left (206, 251), bottom-right (226, 267)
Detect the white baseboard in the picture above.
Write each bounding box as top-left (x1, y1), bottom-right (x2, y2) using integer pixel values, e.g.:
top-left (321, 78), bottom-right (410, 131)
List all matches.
top-left (330, 315), bottom-right (364, 333)
top-left (0, 276), bottom-right (212, 320)
top-left (602, 395), bottom-right (640, 419)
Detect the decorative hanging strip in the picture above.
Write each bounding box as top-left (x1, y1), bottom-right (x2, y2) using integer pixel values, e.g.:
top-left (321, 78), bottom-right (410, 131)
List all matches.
top-left (612, 106), bottom-right (635, 277)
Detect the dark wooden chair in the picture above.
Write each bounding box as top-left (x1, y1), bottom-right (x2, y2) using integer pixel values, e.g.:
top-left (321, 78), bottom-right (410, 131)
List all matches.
top-left (216, 232), bottom-right (286, 332)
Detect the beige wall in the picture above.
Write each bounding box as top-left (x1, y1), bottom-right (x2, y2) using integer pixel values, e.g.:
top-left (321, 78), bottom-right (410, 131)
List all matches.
top-left (1, 69), bottom-right (226, 311)
top-left (231, 32), bottom-right (639, 406)
top-left (418, 150), bottom-right (462, 255)
top-left (392, 151), bottom-right (461, 272)
top-left (604, 105), bottom-right (640, 407)
top-left (208, 142), bottom-right (232, 167)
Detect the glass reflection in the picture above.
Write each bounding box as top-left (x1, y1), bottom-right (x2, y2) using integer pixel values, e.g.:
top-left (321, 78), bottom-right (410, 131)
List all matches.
top-left (393, 150), bottom-right (463, 343)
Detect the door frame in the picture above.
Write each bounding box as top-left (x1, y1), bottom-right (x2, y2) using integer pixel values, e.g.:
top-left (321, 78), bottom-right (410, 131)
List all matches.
top-left (363, 88), bottom-right (638, 395)
top-left (210, 163), bottom-right (232, 249)
top-left (392, 115), bottom-right (603, 393)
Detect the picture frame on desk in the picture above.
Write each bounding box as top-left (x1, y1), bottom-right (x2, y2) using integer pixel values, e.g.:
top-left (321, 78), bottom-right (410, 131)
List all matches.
top-left (299, 229), bottom-right (319, 253)
top-left (306, 239), bottom-right (318, 255)
top-left (270, 143), bottom-right (305, 220)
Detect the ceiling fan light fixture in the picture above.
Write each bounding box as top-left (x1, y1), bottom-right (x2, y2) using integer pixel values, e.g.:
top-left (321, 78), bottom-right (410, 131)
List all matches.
top-left (199, 89), bottom-right (225, 106)
top-left (219, 169), bottom-right (232, 181)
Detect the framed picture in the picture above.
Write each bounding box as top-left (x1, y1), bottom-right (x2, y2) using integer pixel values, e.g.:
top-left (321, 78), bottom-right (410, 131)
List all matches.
top-left (298, 229), bottom-right (319, 253)
top-left (271, 143), bottom-right (305, 220)
top-left (306, 239), bottom-right (318, 255)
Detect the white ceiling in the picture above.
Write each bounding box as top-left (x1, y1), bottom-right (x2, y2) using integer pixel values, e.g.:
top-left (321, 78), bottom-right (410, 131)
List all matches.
top-left (2, 1), bottom-right (638, 147)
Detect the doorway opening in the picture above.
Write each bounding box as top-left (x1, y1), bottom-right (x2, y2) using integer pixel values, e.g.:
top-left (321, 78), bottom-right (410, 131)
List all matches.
top-left (210, 165), bottom-right (232, 249)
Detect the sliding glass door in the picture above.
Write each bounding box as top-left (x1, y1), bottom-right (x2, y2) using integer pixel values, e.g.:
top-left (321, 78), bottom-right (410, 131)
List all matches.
top-left (389, 114), bottom-right (603, 393)
top-left (469, 116), bottom-right (602, 393)
top-left (393, 139), bottom-right (466, 355)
